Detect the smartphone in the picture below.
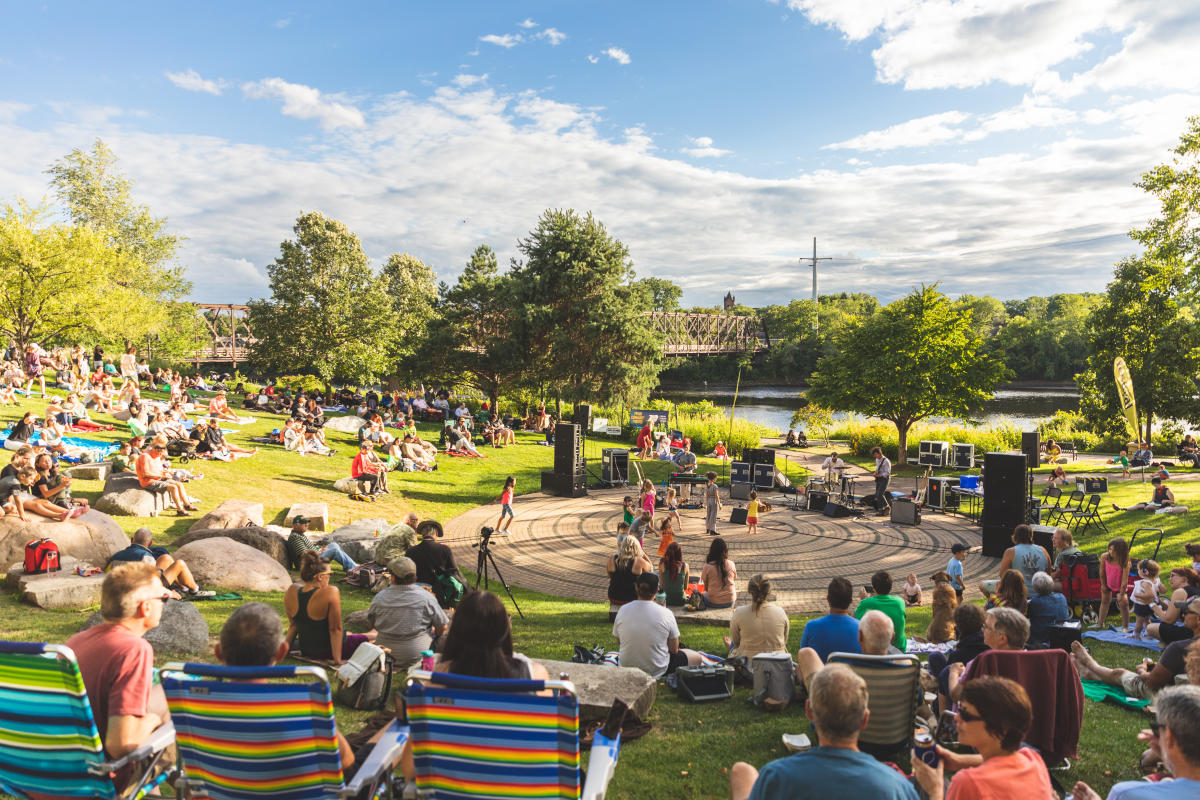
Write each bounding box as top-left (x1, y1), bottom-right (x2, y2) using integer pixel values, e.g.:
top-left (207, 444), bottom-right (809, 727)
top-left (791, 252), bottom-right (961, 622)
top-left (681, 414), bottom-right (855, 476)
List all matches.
top-left (863, 585), bottom-right (875, 595)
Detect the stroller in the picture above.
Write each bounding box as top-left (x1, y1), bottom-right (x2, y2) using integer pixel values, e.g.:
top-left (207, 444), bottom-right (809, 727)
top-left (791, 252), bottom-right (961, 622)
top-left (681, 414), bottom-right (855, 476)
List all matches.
top-left (165, 436), bottom-right (198, 463)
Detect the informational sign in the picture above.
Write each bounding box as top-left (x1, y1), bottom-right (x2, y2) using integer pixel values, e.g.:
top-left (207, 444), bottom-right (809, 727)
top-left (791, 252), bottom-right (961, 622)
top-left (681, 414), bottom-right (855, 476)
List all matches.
top-left (591, 416), bottom-right (609, 433)
top-left (629, 409), bottom-right (670, 428)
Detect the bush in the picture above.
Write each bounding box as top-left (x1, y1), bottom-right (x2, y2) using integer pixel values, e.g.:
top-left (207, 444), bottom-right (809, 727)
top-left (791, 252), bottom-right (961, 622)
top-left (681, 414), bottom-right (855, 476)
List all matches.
top-left (828, 419), bottom-right (1021, 462)
top-left (1037, 410), bottom-right (1102, 453)
top-left (673, 414), bottom-right (767, 456)
top-left (275, 374), bottom-right (326, 395)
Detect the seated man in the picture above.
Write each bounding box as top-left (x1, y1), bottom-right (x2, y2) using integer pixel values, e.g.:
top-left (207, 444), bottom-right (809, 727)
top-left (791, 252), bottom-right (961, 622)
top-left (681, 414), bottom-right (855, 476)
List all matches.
top-left (854, 571), bottom-right (907, 650)
top-left (214, 602), bottom-right (356, 772)
top-left (613, 572), bottom-right (702, 678)
top-left (406, 521), bottom-right (463, 588)
top-left (65, 563), bottom-right (174, 785)
top-left (1, 465), bottom-right (80, 522)
top-left (190, 417), bottom-right (256, 460)
top-left (374, 512), bottom-right (421, 565)
top-left (1113, 476), bottom-right (1188, 515)
top-left (796, 610), bottom-right (893, 689)
top-left (822, 451), bottom-right (847, 475)
top-left (351, 442), bottom-right (388, 495)
top-left (798, 577), bottom-right (861, 662)
top-left (729, 663), bottom-right (918, 800)
top-left (1130, 441), bottom-right (1153, 467)
top-left (108, 527), bottom-right (215, 597)
top-left (285, 515), bottom-right (357, 572)
top-left (1070, 597), bottom-right (1200, 700)
top-left (368, 557), bottom-right (450, 669)
top-left (1051, 528), bottom-right (1082, 571)
top-left (672, 441), bottom-right (698, 474)
top-left (135, 440), bottom-right (196, 516)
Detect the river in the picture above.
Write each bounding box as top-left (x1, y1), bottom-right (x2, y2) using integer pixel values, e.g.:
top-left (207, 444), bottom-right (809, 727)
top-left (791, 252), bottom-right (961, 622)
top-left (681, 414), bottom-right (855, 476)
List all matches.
top-left (652, 385), bottom-right (1079, 433)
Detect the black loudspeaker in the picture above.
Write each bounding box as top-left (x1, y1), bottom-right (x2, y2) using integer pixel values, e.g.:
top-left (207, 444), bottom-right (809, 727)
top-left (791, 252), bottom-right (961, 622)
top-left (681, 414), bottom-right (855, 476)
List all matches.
top-left (982, 452), bottom-right (1027, 529)
top-left (927, 477), bottom-right (959, 510)
top-left (742, 448), bottom-right (775, 467)
top-left (730, 483), bottom-right (753, 500)
top-left (730, 461), bottom-right (752, 484)
top-left (890, 498), bottom-right (921, 525)
top-left (1031, 524), bottom-right (1055, 554)
top-left (807, 491), bottom-right (828, 512)
top-left (1021, 431), bottom-right (1041, 469)
top-left (823, 502), bottom-right (851, 518)
top-left (601, 448), bottom-right (628, 484)
top-left (554, 423), bottom-right (582, 475)
top-left (982, 524), bottom-right (1012, 558)
top-left (729, 507), bottom-right (748, 525)
top-left (752, 463), bottom-right (775, 489)
top-left (952, 443), bottom-right (975, 469)
top-left (540, 470), bottom-right (587, 498)
top-left (572, 403), bottom-right (592, 430)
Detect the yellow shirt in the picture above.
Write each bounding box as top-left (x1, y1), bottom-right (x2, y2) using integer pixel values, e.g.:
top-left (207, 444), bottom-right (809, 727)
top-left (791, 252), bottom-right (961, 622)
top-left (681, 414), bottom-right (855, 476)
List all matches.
top-left (747, 500), bottom-right (759, 518)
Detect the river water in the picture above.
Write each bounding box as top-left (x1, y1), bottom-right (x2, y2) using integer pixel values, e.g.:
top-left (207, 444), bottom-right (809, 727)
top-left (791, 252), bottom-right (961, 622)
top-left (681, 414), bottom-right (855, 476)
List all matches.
top-left (652, 385), bottom-right (1079, 433)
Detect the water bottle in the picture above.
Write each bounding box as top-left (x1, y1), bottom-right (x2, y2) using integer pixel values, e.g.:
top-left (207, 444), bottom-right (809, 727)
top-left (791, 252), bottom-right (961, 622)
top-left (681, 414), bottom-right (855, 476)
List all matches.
top-left (421, 650), bottom-right (435, 671)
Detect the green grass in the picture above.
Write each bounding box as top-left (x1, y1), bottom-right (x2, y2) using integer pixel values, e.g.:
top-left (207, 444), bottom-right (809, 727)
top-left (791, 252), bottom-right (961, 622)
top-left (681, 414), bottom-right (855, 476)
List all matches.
top-left (0, 391), bottom-right (1185, 799)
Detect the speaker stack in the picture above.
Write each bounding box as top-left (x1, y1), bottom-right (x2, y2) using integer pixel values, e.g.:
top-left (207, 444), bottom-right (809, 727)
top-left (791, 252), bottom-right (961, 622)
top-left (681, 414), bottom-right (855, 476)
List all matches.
top-left (542, 422), bottom-right (587, 497)
top-left (951, 443), bottom-right (975, 469)
top-left (918, 441), bottom-right (950, 467)
top-left (1021, 431), bottom-right (1041, 469)
top-left (982, 452), bottom-right (1027, 557)
top-left (572, 403), bottom-right (592, 430)
top-left (742, 448), bottom-right (776, 468)
top-left (601, 448), bottom-right (629, 485)
top-left (926, 476), bottom-right (960, 510)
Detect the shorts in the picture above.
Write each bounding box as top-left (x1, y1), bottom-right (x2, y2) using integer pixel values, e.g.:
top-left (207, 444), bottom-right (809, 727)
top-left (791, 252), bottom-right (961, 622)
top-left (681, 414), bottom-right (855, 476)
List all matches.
top-left (665, 649), bottom-right (689, 675)
top-left (746, 516), bottom-right (758, 525)
top-left (1159, 624), bottom-right (1194, 644)
top-left (1132, 602), bottom-right (1154, 618)
top-left (500, 503), bottom-right (514, 518)
top-left (1120, 671), bottom-right (1153, 700)
top-left (145, 481), bottom-right (171, 494)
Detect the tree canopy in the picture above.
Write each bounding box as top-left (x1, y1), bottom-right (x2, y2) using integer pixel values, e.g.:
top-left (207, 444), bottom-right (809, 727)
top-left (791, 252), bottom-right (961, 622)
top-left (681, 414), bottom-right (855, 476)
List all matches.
top-left (807, 285), bottom-right (1008, 464)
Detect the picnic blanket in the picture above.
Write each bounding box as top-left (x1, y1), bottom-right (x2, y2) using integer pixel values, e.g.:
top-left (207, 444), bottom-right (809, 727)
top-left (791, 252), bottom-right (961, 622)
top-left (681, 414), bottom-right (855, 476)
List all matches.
top-left (2, 431), bottom-right (118, 460)
top-left (321, 405), bottom-right (350, 414)
top-left (1081, 679), bottom-right (1152, 710)
top-left (907, 640), bottom-right (956, 655)
top-left (217, 415), bottom-right (256, 425)
top-left (1082, 628), bottom-right (1163, 652)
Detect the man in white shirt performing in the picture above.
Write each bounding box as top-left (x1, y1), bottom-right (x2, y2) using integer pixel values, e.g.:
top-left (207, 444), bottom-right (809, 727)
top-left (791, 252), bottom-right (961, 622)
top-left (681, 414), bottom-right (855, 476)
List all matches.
top-left (871, 446), bottom-right (891, 516)
top-left (613, 572), bottom-right (703, 678)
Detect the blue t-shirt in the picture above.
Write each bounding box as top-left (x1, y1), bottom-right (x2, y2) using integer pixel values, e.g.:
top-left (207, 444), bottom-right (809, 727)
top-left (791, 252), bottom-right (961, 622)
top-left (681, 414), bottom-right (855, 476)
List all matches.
top-left (748, 746), bottom-right (918, 800)
top-left (1107, 778), bottom-right (1200, 799)
top-left (1027, 592), bottom-right (1070, 645)
top-left (799, 614), bottom-right (861, 662)
top-left (946, 557), bottom-right (964, 591)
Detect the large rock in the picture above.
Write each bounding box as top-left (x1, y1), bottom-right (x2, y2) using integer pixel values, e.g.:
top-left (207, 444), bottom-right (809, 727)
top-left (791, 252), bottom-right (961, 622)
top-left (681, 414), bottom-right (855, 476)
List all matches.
top-left (325, 415), bottom-right (367, 433)
top-left (7, 557), bottom-right (105, 609)
top-left (323, 519), bottom-right (390, 563)
top-left (333, 477), bottom-right (367, 495)
top-left (344, 608), bottom-right (372, 632)
top-left (64, 462), bottom-right (110, 481)
top-left (174, 526), bottom-right (289, 567)
top-left (0, 510), bottom-right (129, 571)
top-left (534, 658), bottom-right (657, 722)
top-left (286, 502), bottom-right (328, 532)
top-left (93, 473), bottom-right (168, 517)
top-left (187, 499), bottom-right (264, 533)
top-left (173, 537), bottom-right (292, 592)
top-left (82, 600), bottom-right (210, 656)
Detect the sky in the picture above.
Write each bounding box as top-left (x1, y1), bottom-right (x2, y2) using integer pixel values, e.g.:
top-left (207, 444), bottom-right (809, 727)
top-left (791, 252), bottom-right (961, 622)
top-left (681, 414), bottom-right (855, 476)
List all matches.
top-left (1, 0), bottom-right (1198, 307)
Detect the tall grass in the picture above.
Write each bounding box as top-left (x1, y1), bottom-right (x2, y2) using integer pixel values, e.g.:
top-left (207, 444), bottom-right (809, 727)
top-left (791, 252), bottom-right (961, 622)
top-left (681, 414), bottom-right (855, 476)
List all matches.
top-left (590, 398), bottom-right (769, 454)
top-left (829, 418), bottom-right (1021, 461)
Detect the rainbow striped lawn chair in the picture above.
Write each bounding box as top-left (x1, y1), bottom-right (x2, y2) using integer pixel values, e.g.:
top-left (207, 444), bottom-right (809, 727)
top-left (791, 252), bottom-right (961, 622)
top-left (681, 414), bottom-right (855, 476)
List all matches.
top-left (0, 641), bottom-right (174, 799)
top-left (402, 670), bottom-right (621, 800)
top-left (161, 662), bottom-right (408, 800)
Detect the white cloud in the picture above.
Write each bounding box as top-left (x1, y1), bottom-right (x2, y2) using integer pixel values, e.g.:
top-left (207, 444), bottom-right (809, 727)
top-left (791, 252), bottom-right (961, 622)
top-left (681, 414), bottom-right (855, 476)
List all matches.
top-left (517, 18), bottom-right (538, 29)
top-left (479, 33), bottom-right (522, 48)
top-left (165, 69), bottom-right (225, 96)
top-left (682, 136), bottom-right (731, 158)
top-left (273, 16), bottom-right (292, 29)
top-left (538, 27), bottom-right (567, 46)
top-left (603, 47), bottom-right (631, 65)
top-left (0, 101), bottom-right (31, 123)
top-left (451, 73), bottom-right (488, 88)
top-left (241, 78), bottom-right (365, 129)
top-left (824, 110), bottom-right (970, 151)
top-left (587, 55), bottom-right (599, 64)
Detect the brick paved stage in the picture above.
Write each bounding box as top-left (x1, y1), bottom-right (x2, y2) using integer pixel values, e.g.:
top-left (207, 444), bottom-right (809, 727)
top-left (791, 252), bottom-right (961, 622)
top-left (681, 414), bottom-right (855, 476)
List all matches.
top-left (443, 486), bottom-right (998, 614)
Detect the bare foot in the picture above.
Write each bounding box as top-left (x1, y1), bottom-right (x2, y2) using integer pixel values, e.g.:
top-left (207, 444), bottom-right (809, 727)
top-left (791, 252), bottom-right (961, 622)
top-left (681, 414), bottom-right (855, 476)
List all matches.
top-left (1071, 641), bottom-right (1101, 678)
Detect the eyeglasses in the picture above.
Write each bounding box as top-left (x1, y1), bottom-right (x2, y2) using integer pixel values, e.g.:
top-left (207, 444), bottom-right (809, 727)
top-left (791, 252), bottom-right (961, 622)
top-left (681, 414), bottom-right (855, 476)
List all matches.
top-left (957, 706), bottom-right (982, 723)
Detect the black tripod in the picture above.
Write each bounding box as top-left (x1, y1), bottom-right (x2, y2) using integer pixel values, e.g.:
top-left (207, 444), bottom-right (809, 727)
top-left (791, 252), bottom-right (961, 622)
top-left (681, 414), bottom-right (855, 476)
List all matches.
top-left (473, 528), bottom-right (524, 618)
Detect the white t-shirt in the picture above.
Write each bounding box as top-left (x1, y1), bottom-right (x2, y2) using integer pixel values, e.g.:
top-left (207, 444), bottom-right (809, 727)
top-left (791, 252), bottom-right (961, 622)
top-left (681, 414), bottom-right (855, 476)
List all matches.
top-left (613, 600), bottom-right (679, 678)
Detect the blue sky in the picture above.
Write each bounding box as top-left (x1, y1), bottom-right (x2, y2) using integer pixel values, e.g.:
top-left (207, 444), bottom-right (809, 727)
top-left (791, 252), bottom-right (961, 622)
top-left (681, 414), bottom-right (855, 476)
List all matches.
top-left (1, 1), bottom-right (1198, 306)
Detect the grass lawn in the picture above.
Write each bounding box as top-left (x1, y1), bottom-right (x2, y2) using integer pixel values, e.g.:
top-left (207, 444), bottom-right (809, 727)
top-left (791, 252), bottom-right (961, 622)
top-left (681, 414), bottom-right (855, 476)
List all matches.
top-left (0, 392), bottom-right (1192, 798)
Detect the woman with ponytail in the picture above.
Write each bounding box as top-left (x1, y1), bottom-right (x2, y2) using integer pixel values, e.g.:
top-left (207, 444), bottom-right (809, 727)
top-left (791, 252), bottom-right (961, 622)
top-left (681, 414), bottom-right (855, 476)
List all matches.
top-left (726, 574), bottom-right (789, 659)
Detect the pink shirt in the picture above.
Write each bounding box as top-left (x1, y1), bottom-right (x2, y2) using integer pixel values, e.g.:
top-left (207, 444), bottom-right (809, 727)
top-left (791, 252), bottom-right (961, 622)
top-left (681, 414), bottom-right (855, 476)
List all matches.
top-left (946, 748), bottom-right (1055, 800)
top-left (700, 560), bottom-right (738, 605)
top-left (641, 493), bottom-right (655, 514)
top-left (500, 488), bottom-right (513, 504)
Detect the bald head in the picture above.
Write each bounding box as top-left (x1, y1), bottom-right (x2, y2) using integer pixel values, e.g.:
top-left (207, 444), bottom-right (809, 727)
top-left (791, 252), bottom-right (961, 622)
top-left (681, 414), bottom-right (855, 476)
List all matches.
top-left (405, 512), bottom-right (419, 528)
top-left (858, 610), bottom-right (894, 654)
top-left (132, 528), bottom-right (153, 547)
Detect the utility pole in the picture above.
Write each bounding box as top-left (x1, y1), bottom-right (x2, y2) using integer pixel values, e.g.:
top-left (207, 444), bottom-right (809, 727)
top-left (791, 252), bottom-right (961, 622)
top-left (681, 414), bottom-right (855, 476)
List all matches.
top-left (806, 237), bottom-right (832, 334)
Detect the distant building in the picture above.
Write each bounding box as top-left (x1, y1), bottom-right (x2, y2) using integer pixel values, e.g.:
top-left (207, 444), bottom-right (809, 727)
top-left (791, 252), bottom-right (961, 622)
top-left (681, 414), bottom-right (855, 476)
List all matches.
top-left (723, 291), bottom-right (735, 311)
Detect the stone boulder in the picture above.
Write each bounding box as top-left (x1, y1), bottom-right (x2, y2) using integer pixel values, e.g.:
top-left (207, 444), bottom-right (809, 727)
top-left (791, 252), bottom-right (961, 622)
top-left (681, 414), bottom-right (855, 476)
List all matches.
top-left (7, 556), bottom-right (105, 609)
top-left (285, 502), bottom-right (328, 532)
top-left (187, 499), bottom-right (264, 533)
top-left (534, 658), bottom-right (657, 722)
top-left (64, 462), bottom-right (110, 481)
top-left (0, 510), bottom-right (129, 571)
top-left (323, 519), bottom-right (390, 563)
top-left (325, 415), bottom-right (367, 433)
top-left (82, 600), bottom-right (210, 656)
top-left (333, 477), bottom-right (367, 495)
top-left (173, 537), bottom-right (292, 592)
top-left (93, 473), bottom-right (167, 517)
top-left (174, 526), bottom-right (289, 567)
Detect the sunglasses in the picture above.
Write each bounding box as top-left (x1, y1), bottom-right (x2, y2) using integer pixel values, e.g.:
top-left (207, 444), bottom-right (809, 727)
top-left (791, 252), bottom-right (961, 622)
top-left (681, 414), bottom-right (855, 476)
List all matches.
top-left (144, 593), bottom-right (171, 604)
top-left (957, 706), bottom-right (982, 723)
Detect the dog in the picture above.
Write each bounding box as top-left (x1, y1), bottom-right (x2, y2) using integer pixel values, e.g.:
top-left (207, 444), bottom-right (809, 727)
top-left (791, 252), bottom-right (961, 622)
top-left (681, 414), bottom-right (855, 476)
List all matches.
top-left (925, 570), bottom-right (958, 644)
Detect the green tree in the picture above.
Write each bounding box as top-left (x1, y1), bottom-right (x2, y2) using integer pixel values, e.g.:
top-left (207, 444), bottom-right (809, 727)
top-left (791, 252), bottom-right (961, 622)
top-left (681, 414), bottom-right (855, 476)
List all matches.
top-left (511, 209), bottom-right (662, 403)
top-left (247, 212), bottom-right (398, 387)
top-left (1135, 115), bottom-right (1200, 280)
top-left (45, 139), bottom-right (189, 302)
top-left (380, 252), bottom-right (439, 381)
top-left (790, 400), bottom-right (834, 446)
top-left (635, 277), bottom-right (683, 312)
top-left (807, 285), bottom-right (1008, 464)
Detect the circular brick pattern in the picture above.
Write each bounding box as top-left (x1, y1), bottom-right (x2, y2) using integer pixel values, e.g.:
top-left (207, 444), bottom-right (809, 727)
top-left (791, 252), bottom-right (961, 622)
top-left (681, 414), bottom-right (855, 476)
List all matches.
top-left (443, 486), bottom-right (998, 613)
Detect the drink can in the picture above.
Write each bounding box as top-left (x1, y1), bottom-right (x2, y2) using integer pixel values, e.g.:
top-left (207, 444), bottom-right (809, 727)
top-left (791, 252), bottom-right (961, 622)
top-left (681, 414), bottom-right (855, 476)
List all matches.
top-left (914, 727), bottom-right (939, 767)
top-left (421, 650), bottom-right (435, 671)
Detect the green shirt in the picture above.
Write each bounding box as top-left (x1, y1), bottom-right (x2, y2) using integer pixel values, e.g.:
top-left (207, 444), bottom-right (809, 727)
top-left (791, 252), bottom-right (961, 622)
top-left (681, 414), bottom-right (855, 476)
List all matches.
top-left (853, 593), bottom-right (907, 650)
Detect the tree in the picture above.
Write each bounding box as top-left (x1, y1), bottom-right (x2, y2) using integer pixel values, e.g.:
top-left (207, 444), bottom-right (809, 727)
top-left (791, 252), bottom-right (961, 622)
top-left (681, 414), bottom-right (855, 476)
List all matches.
top-left (807, 285), bottom-right (1008, 465)
top-left (1134, 116), bottom-right (1200, 283)
top-left (510, 209), bottom-right (662, 403)
top-left (635, 277), bottom-right (683, 312)
top-left (247, 212), bottom-right (398, 386)
top-left (380, 252), bottom-right (439, 381)
top-left (45, 139), bottom-right (189, 302)
top-left (790, 399), bottom-right (834, 446)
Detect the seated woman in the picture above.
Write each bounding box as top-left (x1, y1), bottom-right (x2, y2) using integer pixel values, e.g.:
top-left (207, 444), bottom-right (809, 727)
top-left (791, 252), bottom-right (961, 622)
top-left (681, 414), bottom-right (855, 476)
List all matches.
top-left (654, 434), bottom-right (673, 461)
top-left (658, 542), bottom-right (690, 607)
top-left (33, 452), bottom-right (88, 510)
top-left (434, 590), bottom-right (549, 680)
top-left (726, 574), bottom-right (789, 660)
top-left (983, 569), bottom-right (1028, 614)
top-left (1113, 476), bottom-right (1188, 515)
top-left (607, 536), bottom-right (652, 621)
top-left (701, 537), bottom-right (738, 609)
top-left (1041, 438), bottom-right (1062, 463)
top-left (37, 414), bottom-right (68, 456)
top-left (705, 440), bottom-right (728, 460)
top-left (351, 442), bottom-right (388, 495)
top-left (207, 390), bottom-right (240, 421)
top-left (5, 411), bottom-right (38, 450)
top-left (1147, 567), bottom-right (1200, 645)
top-left (3, 465), bottom-right (81, 522)
top-left (1026, 570), bottom-right (1069, 647)
top-left (912, 676), bottom-right (1056, 800)
top-left (284, 551), bottom-right (373, 665)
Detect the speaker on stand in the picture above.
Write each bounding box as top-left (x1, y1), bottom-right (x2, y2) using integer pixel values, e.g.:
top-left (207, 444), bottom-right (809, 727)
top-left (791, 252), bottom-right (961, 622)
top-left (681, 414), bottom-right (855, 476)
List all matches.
top-left (1021, 431), bottom-right (1041, 470)
top-left (982, 452), bottom-right (1027, 557)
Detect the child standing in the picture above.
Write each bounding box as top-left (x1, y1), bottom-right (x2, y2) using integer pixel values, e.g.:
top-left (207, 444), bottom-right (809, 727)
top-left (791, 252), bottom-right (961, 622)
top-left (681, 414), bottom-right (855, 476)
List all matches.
top-left (1096, 536), bottom-right (1132, 631)
top-left (1109, 450), bottom-right (1131, 478)
top-left (746, 490), bottom-right (760, 534)
top-left (1130, 559), bottom-right (1164, 639)
top-left (657, 518), bottom-right (676, 557)
top-left (622, 495), bottom-right (636, 527)
top-left (639, 479), bottom-right (656, 523)
top-left (901, 573), bottom-right (922, 605)
top-left (495, 475), bottom-right (516, 532)
top-left (664, 487), bottom-right (683, 532)
top-left (947, 542), bottom-right (967, 601)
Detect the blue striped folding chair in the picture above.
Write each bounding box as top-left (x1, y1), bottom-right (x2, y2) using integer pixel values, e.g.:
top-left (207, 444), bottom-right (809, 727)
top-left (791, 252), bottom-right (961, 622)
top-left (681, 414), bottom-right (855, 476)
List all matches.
top-left (0, 641), bottom-right (174, 799)
top-left (402, 670), bottom-right (621, 800)
top-left (161, 662), bottom-right (408, 800)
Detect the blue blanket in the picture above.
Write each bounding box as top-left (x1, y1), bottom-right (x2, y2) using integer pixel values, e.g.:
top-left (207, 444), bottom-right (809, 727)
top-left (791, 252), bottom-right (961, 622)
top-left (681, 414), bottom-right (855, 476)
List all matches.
top-left (2, 431), bottom-right (119, 460)
top-left (1082, 627), bottom-right (1163, 652)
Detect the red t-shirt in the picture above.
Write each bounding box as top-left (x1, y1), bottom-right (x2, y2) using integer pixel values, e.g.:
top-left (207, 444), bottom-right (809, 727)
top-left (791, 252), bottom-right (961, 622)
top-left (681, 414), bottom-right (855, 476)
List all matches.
top-left (65, 623), bottom-right (153, 751)
top-left (134, 452), bottom-right (163, 488)
top-left (500, 488), bottom-right (514, 505)
top-left (352, 453), bottom-right (378, 477)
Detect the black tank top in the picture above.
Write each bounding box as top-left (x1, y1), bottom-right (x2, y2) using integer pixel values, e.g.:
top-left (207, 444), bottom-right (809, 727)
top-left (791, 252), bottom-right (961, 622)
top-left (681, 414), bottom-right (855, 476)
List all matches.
top-left (608, 563), bottom-right (637, 603)
top-left (295, 588), bottom-right (333, 659)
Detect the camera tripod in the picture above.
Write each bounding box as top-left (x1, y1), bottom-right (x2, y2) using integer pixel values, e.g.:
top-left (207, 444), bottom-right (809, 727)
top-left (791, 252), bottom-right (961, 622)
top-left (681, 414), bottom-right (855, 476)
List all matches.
top-left (473, 532), bottom-right (524, 618)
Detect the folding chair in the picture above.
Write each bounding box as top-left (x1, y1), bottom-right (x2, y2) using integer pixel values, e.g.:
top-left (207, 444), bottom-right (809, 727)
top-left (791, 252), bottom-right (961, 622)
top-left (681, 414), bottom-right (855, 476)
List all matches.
top-left (827, 653), bottom-right (921, 763)
top-left (161, 662), bottom-right (407, 800)
top-left (1045, 490), bottom-right (1083, 527)
top-left (1040, 486), bottom-right (1063, 515)
top-left (1066, 494), bottom-right (1108, 536)
top-left (402, 669), bottom-right (621, 799)
top-left (0, 641), bottom-right (174, 800)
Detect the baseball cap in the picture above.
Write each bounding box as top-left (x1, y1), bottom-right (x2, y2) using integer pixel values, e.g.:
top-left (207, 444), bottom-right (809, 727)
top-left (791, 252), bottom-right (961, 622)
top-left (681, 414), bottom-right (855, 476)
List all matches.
top-left (951, 543), bottom-right (969, 554)
top-left (293, 515), bottom-right (311, 525)
top-left (387, 557), bottom-right (417, 579)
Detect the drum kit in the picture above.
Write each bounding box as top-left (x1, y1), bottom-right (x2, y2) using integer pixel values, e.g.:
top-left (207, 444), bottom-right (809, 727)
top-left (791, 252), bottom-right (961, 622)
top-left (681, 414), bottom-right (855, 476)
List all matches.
top-left (803, 464), bottom-right (861, 510)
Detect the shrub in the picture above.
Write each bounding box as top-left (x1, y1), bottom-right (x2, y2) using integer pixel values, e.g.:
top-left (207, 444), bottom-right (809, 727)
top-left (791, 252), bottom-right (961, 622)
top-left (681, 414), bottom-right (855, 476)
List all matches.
top-left (828, 419), bottom-right (1021, 461)
top-left (275, 374), bottom-right (326, 395)
top-left (1037, 410), bottom-right (1101, 453)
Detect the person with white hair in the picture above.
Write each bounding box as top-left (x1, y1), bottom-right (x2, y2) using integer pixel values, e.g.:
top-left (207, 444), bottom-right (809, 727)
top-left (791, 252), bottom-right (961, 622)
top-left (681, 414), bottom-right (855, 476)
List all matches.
top-left (794, 609), bottom-right (896, 689)
top-left (1027, 570), bottom-right (1070, 647)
